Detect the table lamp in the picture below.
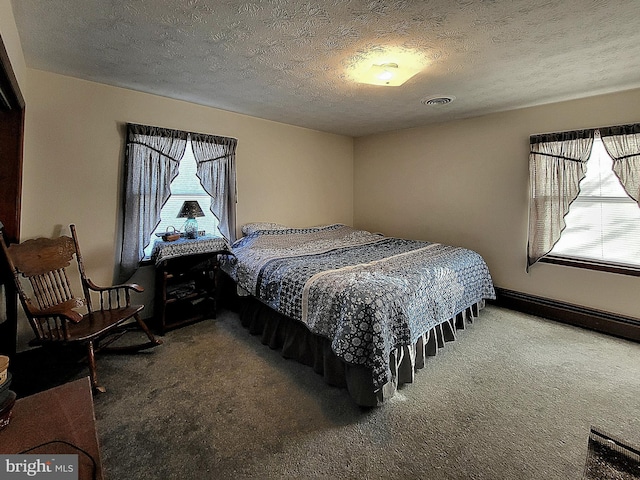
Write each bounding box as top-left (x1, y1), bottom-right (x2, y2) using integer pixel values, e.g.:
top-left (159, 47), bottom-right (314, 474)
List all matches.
top-left (177, 200), bottom-right (205, 239)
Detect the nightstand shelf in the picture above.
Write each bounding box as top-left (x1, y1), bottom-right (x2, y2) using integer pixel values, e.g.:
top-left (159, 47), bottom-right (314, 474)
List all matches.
top-left (151, 235), bottom-right (229, 334)
top-left (155, 252), bottom-right (221, 334)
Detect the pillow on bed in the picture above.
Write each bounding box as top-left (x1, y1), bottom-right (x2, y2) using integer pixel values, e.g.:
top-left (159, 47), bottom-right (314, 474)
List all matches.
top-left (241, 222), bottom-right (290, 236)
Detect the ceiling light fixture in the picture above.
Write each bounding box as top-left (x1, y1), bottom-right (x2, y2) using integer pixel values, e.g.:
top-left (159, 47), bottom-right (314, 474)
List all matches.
top-left (348, 49), bottom-right (426, 87)
top-left (361, 61), bottom-right (420, 87)
top-left (421, 95), bottom-right (456, 106)
top-left (372, 63), bottom-right (398, 84)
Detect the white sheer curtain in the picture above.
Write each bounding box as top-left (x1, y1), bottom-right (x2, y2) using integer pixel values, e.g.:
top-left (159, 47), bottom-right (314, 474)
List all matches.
top-left (527, 131), bottom-right (594, 270)
top-left (190, 133), bottom-right (238, 244)
top-left (119, 124), bottom-right (188, 282)
top-left (601, 124), bottom-right (640, 205)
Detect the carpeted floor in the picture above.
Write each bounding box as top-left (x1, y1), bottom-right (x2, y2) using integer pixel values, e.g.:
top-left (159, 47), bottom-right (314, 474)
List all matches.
top-left (13, 305), bottom-right (640, 479)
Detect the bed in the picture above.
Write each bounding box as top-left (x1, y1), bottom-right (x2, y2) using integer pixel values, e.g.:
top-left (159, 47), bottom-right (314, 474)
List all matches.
top-left (220, 223), bottom-right (495, 406)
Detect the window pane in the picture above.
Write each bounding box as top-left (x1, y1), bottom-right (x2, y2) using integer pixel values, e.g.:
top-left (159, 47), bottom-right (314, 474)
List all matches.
top-left (549, 137), bottom-right (640, 267)
top-left (144, 139), bottom-right (220, 258)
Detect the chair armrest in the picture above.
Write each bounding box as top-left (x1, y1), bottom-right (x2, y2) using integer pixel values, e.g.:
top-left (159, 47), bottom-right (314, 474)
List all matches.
top-left (30, 299), bottom-right (84, 324)
top-left (84, 278), bottom-right (144, 294)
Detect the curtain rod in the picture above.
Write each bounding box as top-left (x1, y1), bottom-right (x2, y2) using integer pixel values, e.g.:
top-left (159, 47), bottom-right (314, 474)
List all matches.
top-left (126, 122), bottom-right (238, 143)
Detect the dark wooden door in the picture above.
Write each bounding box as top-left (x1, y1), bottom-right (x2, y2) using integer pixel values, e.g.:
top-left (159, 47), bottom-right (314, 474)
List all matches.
top-left (0, 35), bottom-right (25, 356)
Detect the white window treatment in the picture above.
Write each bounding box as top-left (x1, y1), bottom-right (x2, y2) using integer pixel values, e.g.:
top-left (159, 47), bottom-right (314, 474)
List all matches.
top-left (119, 124), bottom-right (237, 282)
top-left (191, 132), bottom-right (238, 245)
top-left (601, 124), bottom-right (640, 205)
top-left (527, 131), bottom-right (594, 270)
top-left (120, 124), bottom-right (187, 282)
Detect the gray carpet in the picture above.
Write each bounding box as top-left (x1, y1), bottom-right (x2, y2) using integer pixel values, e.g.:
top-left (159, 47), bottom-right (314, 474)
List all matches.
top-left (90, 305), bottom-right (640, 479)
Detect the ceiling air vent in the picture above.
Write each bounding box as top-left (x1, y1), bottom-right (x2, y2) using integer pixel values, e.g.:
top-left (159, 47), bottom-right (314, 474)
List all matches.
top-left (421, 95), bottom-right (455, 106)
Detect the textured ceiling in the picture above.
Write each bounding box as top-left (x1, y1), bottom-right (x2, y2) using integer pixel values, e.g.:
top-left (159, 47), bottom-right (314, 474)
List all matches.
top-left (11, 0), bottom-right (640, 137)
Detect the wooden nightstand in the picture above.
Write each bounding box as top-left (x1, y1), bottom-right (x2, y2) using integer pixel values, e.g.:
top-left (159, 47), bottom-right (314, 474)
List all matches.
top-left (151, 236), bottom-right (229, 334)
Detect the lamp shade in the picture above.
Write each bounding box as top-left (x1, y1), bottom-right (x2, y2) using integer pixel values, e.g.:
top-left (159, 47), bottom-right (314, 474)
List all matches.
top-left (177, 200), bottom-right (205, 219)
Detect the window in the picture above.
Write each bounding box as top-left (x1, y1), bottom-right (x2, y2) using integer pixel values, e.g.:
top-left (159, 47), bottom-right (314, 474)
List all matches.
top-left (143, 139), bottom-right (219, 259)
top-left (119, 123), bottom-right (237, 282)
top-left (548, 136), bottom-right (640, 268)
top-left (527, 123), bottom-right (640, 275)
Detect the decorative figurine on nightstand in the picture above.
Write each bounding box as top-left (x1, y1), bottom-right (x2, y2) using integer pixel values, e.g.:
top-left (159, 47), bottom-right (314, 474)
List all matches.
top-left (177, 200), bottom-right (205, 239)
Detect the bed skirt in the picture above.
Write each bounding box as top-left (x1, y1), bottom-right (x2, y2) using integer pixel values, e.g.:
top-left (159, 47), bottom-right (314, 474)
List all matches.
top-left (238, 296), bottom-right (486, 407)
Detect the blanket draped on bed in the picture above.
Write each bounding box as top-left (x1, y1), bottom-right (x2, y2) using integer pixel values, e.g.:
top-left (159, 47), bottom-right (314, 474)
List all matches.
top-left (222, 224), bottom-right (496, 391)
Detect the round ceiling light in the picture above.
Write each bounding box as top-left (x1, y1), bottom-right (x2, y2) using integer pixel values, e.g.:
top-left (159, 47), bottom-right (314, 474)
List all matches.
top-left (421, 95), bottom-right (456, 106)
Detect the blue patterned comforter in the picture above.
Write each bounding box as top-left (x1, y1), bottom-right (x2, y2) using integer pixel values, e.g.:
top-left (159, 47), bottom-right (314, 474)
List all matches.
top-left (221, 224), bottom-right (495, 389)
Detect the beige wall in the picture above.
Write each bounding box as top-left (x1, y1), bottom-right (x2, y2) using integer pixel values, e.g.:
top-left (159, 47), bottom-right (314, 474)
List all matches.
top-left (354, 88), bottom-right (640, 319)
top-left (19, 69), bottom-right (353, 317)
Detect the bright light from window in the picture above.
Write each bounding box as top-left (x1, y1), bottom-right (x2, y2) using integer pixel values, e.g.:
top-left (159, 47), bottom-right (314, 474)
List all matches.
top-left (549, 136), bottom-right (640, 267)
top-left (144, 139), bottom-right (220, 258)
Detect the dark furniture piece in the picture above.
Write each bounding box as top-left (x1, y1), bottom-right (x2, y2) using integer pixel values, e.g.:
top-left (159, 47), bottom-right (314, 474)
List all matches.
top-left (0, 224), bottom-right (162, 393)
top-left (155, 252), bottom-right (222, 334)
top-left (0, 35), bottom-right (26, 357)
top-left (0, 377), bottom-right (104, 480)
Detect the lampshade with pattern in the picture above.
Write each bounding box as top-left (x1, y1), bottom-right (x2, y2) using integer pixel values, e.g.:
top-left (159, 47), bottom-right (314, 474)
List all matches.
top-left (177, 200), bottom-right (205, 239)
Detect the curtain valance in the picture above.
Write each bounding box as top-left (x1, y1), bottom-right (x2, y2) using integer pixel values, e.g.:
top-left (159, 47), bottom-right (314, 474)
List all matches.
top-left (530, 129), bottom-right (594, 145)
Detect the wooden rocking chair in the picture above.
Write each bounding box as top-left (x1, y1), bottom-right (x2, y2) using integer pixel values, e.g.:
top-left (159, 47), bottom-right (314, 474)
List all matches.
top-left (0, 224), bottom-right (162, 393)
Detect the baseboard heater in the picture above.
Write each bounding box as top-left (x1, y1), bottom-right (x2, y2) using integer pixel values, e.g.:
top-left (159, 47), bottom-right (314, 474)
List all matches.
top-left (492, 287), bottom-right (640, 343)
